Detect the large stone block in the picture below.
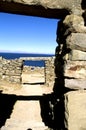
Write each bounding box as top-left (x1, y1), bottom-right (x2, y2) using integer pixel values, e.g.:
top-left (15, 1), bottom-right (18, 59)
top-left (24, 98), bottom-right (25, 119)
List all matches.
top-left (63, 14), bottom-right (84, 26)
top-left (0, 0), bottom-right (83, 18)
top-left (63, 14), bottom-right (86, 34)
top-left (69, 49), bottom-right (86, 61)
top-left (0, 0), bottom-right (82, 11)
top-left (66, 33), bottom-right (86, 52)
top-left (64, 90), bottom-right (86, 130)
top-left (65, 79), bottom-right (86, 90)
top-left (64, 61), bottom-right (86, 79)
top-left (64, 60), bottom-right (86, 90)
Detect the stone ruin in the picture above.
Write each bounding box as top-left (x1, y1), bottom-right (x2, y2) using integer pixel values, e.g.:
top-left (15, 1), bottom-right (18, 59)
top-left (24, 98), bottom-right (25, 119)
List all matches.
top-left (20, 57), bottom-right (55, 86)
top-left (0, 56), bottom-right (55, 86)
top-left (0, 57), bottom-right (23, 83)
top-left (0, 0), bottom-right (86, 130)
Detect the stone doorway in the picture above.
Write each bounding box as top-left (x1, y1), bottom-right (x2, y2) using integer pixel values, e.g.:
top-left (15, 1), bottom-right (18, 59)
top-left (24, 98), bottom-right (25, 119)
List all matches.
top-left (22, 60), bottom-right (45, 84)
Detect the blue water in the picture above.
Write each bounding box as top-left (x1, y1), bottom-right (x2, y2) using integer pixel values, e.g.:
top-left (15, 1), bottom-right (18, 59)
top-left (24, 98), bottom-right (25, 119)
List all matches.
top-left (0, 52), bottom-right (54, 67)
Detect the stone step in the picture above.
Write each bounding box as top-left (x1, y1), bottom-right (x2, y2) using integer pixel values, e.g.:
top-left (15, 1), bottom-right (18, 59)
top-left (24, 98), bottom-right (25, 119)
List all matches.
top-left (1, 100), bottom-right (48, 130)
top-left (1, 126), bottom-right (48, 130)
top-left (1, 120), bottom-right (48, 130)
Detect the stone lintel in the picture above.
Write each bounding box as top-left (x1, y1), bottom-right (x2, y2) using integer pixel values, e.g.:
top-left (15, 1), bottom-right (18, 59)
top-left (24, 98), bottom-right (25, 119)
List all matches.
top-left (20, 57), bottom-right (54, 61)
top-left (0, 0), bottom-right (83, 18)
top-left (0, 0), bottom-right (68, 19)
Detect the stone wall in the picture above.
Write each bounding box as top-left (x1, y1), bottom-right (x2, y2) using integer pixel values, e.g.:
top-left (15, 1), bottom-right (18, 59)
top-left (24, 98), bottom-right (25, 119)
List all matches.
top-left (45, 57), bottom-right (55, 86)
top-left (64, 90), bottom-right (86, 130)
top-left (55, 13), bottom-right (86, 130)
top-left (0, 0), bottom-right (86, 129)
top-left (20, 57), bottom-right (55, 86)
top-left (22, 66), bottom-right (44, 74)
top-left (0, 56), bottom-right (55, 86)
top-left (0, 57), bottom-right (23, 83)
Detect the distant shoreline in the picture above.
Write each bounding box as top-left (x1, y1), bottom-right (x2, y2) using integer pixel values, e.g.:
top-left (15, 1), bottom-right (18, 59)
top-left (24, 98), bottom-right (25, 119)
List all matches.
top-left (0, 51), bottom-right (55, 55)
top-left (0, 52), bottom-right (54, 67)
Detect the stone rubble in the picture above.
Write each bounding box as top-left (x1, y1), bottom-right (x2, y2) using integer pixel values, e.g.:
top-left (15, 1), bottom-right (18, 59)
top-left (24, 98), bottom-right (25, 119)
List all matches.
top-left (0, 58), bottom-right (23, 83)
top-left (0, 57), bottom-right (55, 86)
top-left (0, 0), bottom-right (86, 130)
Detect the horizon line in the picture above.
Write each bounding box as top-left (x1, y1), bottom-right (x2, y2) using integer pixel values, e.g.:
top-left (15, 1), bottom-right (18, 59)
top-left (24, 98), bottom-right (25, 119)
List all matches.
top-left (0, 50), bottom-right (55, 55)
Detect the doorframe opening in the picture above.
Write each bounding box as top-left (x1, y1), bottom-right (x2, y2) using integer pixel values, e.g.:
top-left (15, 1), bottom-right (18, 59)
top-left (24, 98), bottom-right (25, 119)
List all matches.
top-left (22, 60), bottom-right (46, 85)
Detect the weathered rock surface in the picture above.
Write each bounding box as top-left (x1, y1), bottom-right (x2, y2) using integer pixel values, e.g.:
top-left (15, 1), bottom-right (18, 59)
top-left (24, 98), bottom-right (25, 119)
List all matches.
top-left (64, 91), bottom-right (86, 130)
top-left (63, 14), bottom-right (86, 34)
top-left (63, 14), bottom-right (84, 27)
top-left (69, 49), bottom-right (86, 61)
top-left (0, 57), bottom-right (23, 83)
top-left (20, 56), bottom-right (55, 86)
top-left (64, 60), bottom-right (86, 89)
top-left (0, 57), bottom-right (55, 86)
top-left (0, 0), bottom-right (84, 18)
top-left (65, 79), bottom-right (86, 90)
top-left (64, 61), bottom-right (86, 79)
top-left (0, 0), bottom-right (86, 129)
top-left (66, 33), bottom-right (86, 52)
top-left (56, 10), bottom-right (86, 129)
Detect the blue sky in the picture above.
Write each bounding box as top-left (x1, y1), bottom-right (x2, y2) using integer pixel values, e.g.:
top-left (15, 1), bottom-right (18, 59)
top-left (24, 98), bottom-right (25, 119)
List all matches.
top-left (0, 13), bottom-right (59, 54)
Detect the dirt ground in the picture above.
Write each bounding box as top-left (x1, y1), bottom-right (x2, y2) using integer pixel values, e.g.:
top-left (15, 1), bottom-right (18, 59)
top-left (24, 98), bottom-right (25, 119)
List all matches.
top-left (0, 71), bottom-right (53, 130)
top-left (0, 70), bottom-right (53, 95)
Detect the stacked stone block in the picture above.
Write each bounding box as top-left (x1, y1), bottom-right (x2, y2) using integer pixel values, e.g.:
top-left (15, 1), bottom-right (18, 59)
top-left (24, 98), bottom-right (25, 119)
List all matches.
top-left (45, 57), bottom-right (55, 87)
top-left (0, 57), bottom-right (23, 83)
top-left (56, 14), bottom-right (86, 130)
top-left (0, 56), bottom-right (55, 86)
top-left (20, 57), bottom-right (55, 86)
top-left (1, 1), bottom-right (86, 130)
top-left (64, 91), bottom-right (86, 130)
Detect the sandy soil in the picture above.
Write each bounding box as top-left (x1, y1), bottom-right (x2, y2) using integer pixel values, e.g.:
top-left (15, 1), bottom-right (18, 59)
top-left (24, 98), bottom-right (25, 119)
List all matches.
top-left (22, 73), bottom-right (45, 84)
top-left (0, 69), bottom-right (53, 95)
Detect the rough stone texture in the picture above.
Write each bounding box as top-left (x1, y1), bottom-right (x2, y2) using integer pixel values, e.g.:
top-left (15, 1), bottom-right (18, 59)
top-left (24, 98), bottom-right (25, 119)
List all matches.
top-left (45, 57), bottom-right (55, 86)
top-left (0, 57), bottom-right (23, 83)
top-left (69, 49), bottom-right (86, 61)
top-left (64, 91), bottom-right (86, 130)
top-left (57, 15), bottom-right (86, 40)
top-left (0, 0), bottom-right (84, 19)
top-left (55, 12), bottom-right (86, 129)
top-left (20, 56), bottom-right (55, 86)
top-left (0, 0), bottom-right (86, 129)
top-left (63, 14), bottom-right (86, 34)
top-left (63, 14), bottom-right (84, 27)
top-left (0, 56), bottom-right (55, 86)
top-left (66, 33), bottom-right (86, 52)
top-left (65, 79), bottom-right (86, 90)
top-left (64, 61), bottom-right (86, 79)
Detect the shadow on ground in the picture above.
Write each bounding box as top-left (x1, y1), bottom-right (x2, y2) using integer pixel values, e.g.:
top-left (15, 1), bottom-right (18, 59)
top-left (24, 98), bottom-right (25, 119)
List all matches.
top-left (0, 90), bottom-right (66, 130)
top-left (0, 91), bottom-right (17, 128)
top-left (0, 89), bottom-right (66, 130)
